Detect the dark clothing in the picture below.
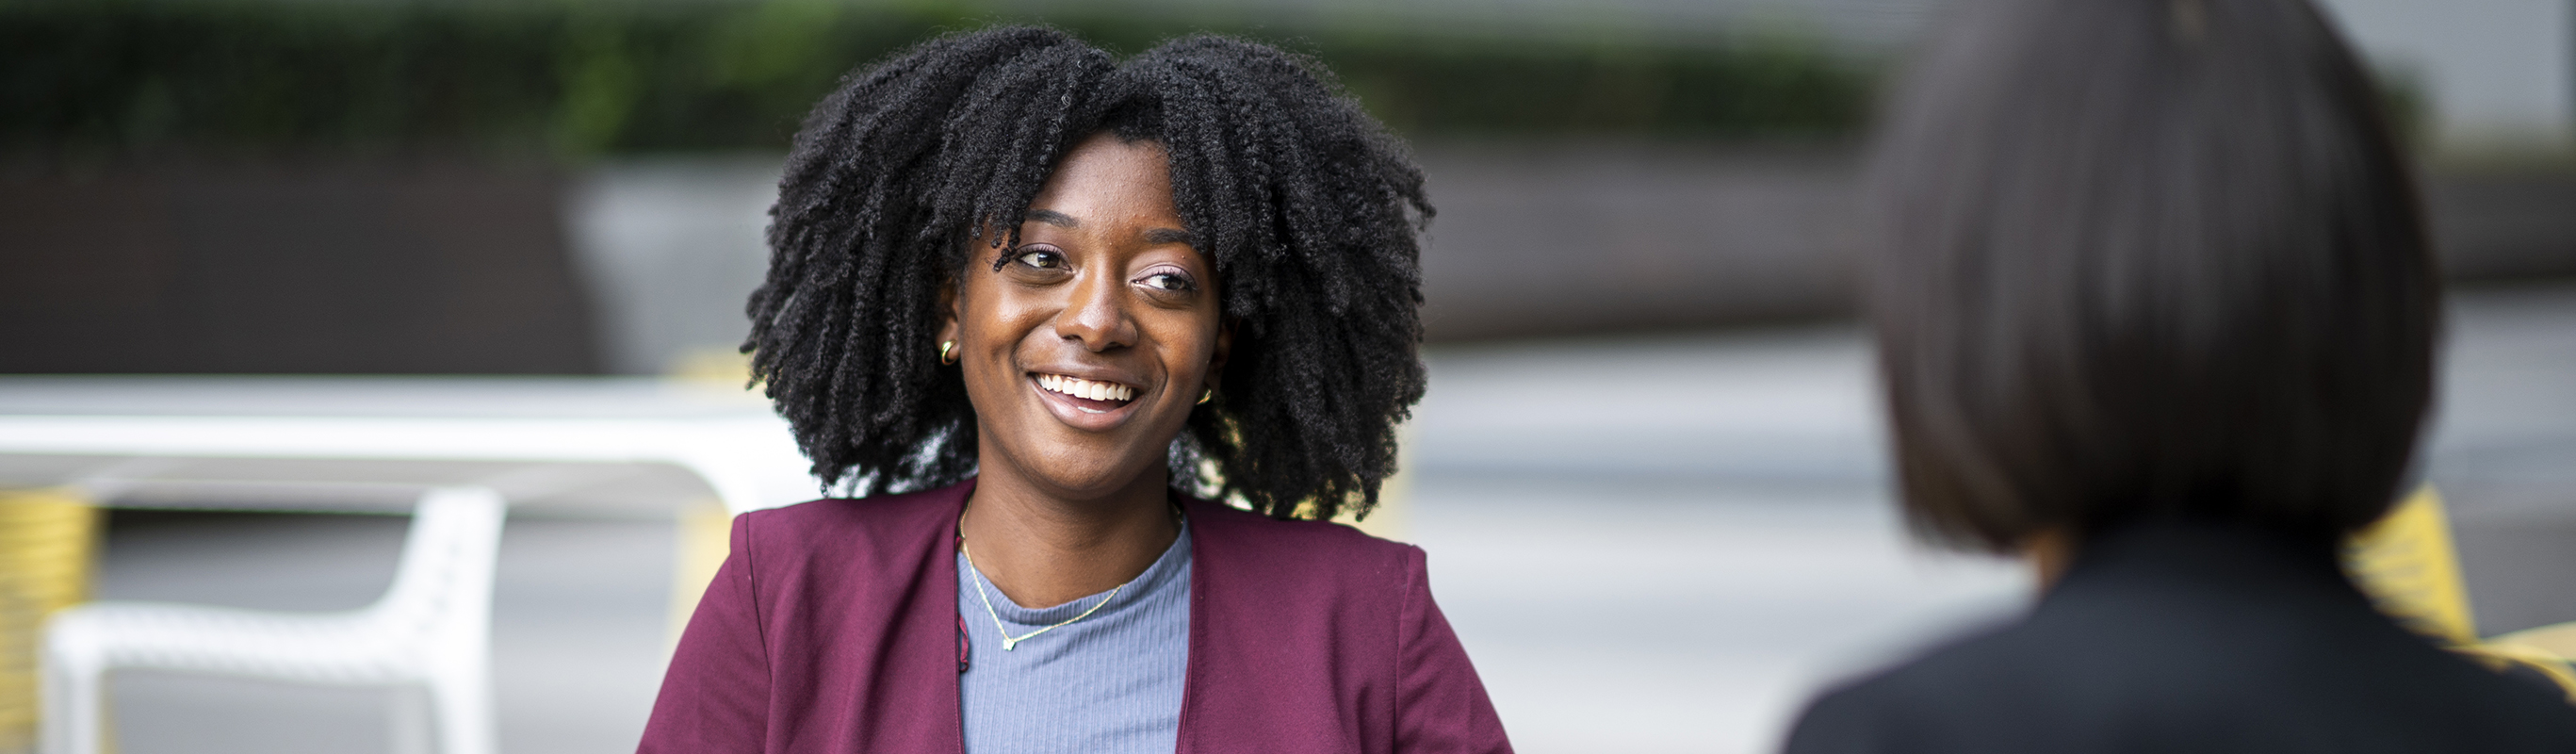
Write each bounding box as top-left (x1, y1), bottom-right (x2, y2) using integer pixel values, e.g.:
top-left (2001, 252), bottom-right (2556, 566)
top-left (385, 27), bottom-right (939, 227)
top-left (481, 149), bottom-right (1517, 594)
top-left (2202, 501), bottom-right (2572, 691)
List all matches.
top-left (638, 479), bottom-right (1512, 754)
top-left (1785, 520), bottom-right (2576, 753)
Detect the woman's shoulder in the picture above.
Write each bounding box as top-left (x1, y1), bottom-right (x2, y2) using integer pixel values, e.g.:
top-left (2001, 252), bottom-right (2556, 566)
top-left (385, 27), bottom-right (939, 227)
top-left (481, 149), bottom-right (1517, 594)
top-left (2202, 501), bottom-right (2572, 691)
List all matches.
top-left (731, 481), bottom-right (968, 562)
top-left (1786, 589), bottom-right (2576, 753)
top-left (1184, 498), bottom-right (1424, 593)
top-left (1186, 498), bottom-right (1416, 554)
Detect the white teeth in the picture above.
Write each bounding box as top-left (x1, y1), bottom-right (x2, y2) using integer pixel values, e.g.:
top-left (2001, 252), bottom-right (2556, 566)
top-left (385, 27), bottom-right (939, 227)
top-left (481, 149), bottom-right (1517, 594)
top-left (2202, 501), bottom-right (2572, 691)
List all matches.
top-left (1037, 374), bottom-right (1134, 403)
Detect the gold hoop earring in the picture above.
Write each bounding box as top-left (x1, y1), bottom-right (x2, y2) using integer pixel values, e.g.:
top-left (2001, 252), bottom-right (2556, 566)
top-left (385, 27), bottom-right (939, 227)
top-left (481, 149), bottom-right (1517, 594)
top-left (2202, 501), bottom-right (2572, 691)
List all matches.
top-left (1197, 387), bottom-right (1213, 405)
top-left (938, 340), bottom-right (958, 366)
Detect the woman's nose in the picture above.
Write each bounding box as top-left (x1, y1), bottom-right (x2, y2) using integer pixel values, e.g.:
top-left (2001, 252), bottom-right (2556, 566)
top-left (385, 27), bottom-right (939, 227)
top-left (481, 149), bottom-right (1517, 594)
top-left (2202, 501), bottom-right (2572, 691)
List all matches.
top-left (1055, 270), bottom-right (1136, 352)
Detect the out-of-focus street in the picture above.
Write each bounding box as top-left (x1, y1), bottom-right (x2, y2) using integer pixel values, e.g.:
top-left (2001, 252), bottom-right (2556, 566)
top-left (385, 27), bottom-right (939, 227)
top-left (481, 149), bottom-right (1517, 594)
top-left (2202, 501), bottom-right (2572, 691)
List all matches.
top-left (80, 281), bottom-right (2576, 753)
top-left (1408, 324), bottom-right (2023, 754)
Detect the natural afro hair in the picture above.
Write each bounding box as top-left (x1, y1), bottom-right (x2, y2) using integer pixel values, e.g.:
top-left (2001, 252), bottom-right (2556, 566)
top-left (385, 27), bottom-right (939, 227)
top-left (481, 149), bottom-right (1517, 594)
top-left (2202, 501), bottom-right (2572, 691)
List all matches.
top-left (746, 26), bottom-right (1432, 520)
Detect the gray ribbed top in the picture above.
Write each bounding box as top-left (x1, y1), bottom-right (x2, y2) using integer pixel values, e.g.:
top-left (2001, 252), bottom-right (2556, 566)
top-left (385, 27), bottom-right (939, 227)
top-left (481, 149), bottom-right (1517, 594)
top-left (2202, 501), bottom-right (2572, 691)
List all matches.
top-left (956, 519), bottom-right (1192, 754)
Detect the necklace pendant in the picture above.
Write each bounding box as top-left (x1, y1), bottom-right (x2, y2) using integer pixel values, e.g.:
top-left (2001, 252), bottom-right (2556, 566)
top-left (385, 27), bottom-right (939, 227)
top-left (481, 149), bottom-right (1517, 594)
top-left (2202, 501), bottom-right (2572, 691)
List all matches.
top-left (1001, 637), bottom-right (1018, 651)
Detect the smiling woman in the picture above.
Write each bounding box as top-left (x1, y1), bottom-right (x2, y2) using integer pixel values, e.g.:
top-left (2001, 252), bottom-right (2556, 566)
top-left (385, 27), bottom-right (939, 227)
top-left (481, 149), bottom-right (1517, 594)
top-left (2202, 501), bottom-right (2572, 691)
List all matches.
top-left (637, 27), bottom-right (1509, 754)
top-left (947, 135), bottom-right (1227, 539)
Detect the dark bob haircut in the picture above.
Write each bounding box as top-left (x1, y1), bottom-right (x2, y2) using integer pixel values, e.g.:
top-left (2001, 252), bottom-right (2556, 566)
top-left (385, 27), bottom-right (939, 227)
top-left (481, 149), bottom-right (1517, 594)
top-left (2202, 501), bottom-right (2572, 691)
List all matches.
top-left (1867, 0), bottom-right (2437, 552)
top-left (746, 27), bottom-right (1431, 520)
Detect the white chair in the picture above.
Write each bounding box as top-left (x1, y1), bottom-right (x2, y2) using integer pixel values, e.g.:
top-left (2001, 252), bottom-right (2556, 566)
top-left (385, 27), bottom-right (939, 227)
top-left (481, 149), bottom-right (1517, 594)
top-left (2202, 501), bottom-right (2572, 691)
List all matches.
top-left (39, 485), bottom-right (505, 754)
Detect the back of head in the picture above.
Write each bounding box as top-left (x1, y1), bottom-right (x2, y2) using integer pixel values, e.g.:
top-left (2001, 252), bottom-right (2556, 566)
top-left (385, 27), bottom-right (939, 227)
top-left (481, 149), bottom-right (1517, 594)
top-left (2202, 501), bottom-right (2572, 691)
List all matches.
top-left (1868, 0), bottom-right (2437, 552)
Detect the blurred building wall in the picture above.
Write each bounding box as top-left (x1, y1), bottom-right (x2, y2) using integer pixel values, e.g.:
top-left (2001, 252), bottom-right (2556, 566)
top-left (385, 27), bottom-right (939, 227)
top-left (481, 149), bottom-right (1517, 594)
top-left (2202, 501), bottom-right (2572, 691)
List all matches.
top-left (564, 158), bottom-right (775, 376)
top-left (553, 146), bottom-right (2576, 373)
top-left (4, 146), bottom-right (2569, 377)
top-left (2317, 0), bottom-right (2574, 155)
top-left (1414, 142), bottom-right (1862, 339)
top-left (0, 163), bottom-right (601, 374)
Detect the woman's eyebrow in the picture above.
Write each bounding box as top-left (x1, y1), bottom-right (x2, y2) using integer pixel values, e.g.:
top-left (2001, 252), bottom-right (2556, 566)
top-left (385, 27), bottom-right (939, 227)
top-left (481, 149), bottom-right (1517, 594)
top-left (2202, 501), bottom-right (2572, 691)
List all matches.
top-left (1144, 227), bottom-right (1197, 246)
top-left (1025, 208), bottom-right (1079, 228)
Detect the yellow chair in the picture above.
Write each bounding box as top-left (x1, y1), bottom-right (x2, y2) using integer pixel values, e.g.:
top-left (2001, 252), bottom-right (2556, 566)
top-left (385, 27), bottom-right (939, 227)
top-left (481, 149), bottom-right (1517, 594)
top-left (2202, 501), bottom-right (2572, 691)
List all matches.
top-left (0, 489), bottom-right (103, 753)
top-left (2345, 487), bottom-right (2576, 699)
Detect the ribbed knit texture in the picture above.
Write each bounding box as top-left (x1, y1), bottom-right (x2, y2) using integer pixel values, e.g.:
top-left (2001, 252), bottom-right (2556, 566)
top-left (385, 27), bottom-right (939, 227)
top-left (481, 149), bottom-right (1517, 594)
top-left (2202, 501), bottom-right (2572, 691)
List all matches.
top-left (957, 520), bottom-right (1191, 754)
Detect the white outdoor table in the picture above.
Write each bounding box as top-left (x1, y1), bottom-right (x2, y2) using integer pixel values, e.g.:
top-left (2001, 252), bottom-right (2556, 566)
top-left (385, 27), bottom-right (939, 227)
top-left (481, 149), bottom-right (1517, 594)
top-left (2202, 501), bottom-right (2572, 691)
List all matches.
top-left (0, 376), bottom-right (822, 754)
top-left (0, 376), bottom-right (817, 516)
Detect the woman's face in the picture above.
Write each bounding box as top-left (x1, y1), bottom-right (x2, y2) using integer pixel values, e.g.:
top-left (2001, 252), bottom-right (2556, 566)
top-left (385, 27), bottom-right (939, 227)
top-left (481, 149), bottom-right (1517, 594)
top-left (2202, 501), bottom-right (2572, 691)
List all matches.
top-left (941, 133), bottom-right (1229, 500)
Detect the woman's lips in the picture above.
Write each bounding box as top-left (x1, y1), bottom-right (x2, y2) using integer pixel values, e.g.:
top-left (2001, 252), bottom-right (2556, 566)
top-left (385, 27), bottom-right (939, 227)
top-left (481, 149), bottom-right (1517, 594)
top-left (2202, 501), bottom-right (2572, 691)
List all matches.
top-left (1034, 372), bottom-right (1138, 415)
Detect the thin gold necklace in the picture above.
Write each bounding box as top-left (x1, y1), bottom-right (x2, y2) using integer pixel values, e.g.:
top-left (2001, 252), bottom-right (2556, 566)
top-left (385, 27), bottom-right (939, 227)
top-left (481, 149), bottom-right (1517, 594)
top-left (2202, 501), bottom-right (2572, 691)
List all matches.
top-left (960, 541), bottom-right (1122, 651)
top-left (956, 499), bottom-right (1182, 651)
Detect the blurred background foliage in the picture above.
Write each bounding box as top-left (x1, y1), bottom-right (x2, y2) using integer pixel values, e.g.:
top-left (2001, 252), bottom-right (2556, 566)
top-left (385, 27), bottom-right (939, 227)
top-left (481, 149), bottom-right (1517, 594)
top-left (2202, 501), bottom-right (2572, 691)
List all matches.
top-left (0, 0), bottom-right (1876, 160)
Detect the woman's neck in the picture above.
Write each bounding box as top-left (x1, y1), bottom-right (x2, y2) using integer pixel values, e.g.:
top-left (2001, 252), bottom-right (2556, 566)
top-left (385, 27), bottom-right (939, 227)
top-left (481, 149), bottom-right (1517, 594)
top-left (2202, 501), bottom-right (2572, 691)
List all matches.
top-left (958, 465), bottom-right (1182, 609)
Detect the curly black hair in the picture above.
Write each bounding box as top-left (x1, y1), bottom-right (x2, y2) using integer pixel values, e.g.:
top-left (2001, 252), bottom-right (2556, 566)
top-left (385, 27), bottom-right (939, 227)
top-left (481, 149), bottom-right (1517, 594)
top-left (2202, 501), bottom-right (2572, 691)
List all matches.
top-left (746, 26), bottom-right (1432, 520)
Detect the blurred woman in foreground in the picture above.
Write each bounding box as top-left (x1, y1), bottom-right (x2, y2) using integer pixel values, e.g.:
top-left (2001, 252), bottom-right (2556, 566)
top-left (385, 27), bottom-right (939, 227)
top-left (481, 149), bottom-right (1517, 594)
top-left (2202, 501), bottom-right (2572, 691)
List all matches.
top-left (1785, 0), bottom-right (2576, 751)
top-left (640, 27), bottom-right (1508, 753)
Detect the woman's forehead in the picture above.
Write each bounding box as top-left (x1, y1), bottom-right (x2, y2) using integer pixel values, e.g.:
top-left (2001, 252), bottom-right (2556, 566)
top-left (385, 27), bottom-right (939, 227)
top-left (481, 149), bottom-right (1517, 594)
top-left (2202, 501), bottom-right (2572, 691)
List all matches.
top-left (1024, 135), bottom-right (1187, 242)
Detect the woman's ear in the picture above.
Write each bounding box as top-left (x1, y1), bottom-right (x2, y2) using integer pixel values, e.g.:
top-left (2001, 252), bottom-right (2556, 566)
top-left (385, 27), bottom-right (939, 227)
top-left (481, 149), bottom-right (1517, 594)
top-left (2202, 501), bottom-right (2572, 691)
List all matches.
top-left (2025, 527), bottom-right (2078, 593)
top-left (937, 278), bottom-right (962, 351)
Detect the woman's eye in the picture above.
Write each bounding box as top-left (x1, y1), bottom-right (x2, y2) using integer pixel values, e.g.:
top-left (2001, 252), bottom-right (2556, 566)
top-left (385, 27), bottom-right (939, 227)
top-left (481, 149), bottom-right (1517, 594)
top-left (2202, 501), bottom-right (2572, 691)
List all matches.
top-left (1141, 271), bottom-right (1195, 291)
top-left (1012, 247), bottom-right (1065, 270)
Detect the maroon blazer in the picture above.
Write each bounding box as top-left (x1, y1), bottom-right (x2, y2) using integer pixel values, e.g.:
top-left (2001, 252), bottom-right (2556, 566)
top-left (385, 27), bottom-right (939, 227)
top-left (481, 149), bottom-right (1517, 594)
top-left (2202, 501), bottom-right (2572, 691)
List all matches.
top-left (639, 479), bottom-right (1512, 754)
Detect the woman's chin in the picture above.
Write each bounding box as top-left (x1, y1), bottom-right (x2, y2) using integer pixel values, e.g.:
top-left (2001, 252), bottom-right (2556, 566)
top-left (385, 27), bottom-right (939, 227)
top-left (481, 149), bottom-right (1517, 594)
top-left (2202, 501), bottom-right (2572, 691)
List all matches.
top-left (1021, 461), bottom-right (1166, 501)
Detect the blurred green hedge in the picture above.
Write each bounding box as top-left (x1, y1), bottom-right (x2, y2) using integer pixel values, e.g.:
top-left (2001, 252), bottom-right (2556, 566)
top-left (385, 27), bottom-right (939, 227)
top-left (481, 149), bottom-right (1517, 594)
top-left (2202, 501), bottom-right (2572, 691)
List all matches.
top-left (0, 0), bottom-right (1874, 158)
